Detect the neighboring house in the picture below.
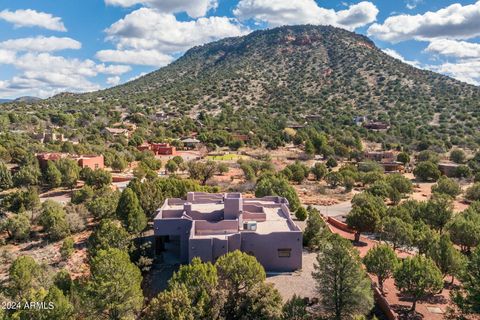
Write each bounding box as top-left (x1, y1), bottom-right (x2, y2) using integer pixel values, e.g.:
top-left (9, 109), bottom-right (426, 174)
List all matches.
top-left (36, 153), bottom-right (104, 170)
top-left (137, 142), bottom-right (176, 155)
top-left (154, 192), bottom-right (302, 272)
top-left (33, 131), bottom-right (67, 143)
top-left (103, 127), bottom-right (130, 138)
top-left (353, 116), bottom-right (367, 126)
top-left (305, 114), bottom-right (323, 121)
top-left (438, 162), bottom-right (459, 177)
top-left (379, 162), bottom-right (405, 173)
top-left (360, 151), bottom-right (404, 172)
top-left (72, 155), bottom-right (104, 170)
top-left (364, 151), bottom-right (395, 162)
top-left (231, 134), bottom-right (250, 142)
top-left (36, 153), bottom-right (67, 169)
top-left (182, 138), bottom-right (201, 149)
top-left (363, 122), bottom-right (390, 130)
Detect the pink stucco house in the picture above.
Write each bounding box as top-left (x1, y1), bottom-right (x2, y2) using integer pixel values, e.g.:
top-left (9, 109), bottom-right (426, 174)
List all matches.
top-left (153, 192), bottom-right (302, 271)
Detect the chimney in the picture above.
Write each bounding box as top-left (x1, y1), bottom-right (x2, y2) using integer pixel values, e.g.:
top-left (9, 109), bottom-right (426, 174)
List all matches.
top-left (224, 193), bottom-right (243, 220)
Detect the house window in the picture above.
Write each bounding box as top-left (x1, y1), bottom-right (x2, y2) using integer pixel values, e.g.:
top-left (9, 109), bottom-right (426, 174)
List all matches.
top-left (278, 248), bottom-right (291, 258)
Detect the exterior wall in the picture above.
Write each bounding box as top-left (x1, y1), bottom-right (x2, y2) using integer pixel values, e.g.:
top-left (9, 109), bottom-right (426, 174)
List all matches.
top-left (240, 231), bottom-right (303, 271)
top-left (438, 163), bottom-right (459, 177)
top-left (194, 220), bottom-right (238, 235)
top-left (228, 233), bottom-right (241, 252)
top-left (77, 155), bottom-right (104, 170)
top-left (189, 237), bottom-right (213, 262)
top-left (137, 143), bottom-right (176, 155)
top-left (154, 218), bottom-right (192, 262)
top-left (212, 238), bottom-right (229, 261)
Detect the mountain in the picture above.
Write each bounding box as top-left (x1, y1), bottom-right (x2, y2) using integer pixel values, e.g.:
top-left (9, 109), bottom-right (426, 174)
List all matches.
top-left (0, 96), bottom-right (41, 104)
top-left (22, 25), bottom-right (480, 148)
top-left (14, 96), bottom-right (41, 103)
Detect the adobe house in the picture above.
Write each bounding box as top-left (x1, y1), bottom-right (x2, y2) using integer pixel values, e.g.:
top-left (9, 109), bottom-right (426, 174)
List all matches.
top-left (103, 127), bottom-right (130, 138)
top-left (72, 155), bottom-right (104, 170)
top-left (364, 151), bottom-right (395, 162)
top-left (380, 161), bottom-right (404, 173)
top-left (363, 122), bottom-right (390, 130)
top-left (137, 142), bottom-right (176, 155)
top-left (154, 192), bottom-right (302, 272)
top-left (231, 134), bottom-right (250, 142)
top-left (438, 162), bottom-right (460, 177)
top-left (181, 138), bottom-right (201, 149)
top-left (36, 153), bottom-right (104, 170)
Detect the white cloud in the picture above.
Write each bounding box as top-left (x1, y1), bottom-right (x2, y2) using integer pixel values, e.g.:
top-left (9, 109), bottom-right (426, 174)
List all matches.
top-left (428, 60), bottom-right (480, 85)
top-left (0, 36), bottom-right (81, 52)
top-left (368, 1), bottom-right (480, 42)
top-left (96, 49), bottom-right (173, 66)
top-left (0, 49), bottom-right (16, 64)
top-left (96, 64), bottom-right (132, 75)
top-left (98, 8), bottom-right (248, 66)
top-left (105, 9), bottom-right (247, 53)
top-left (104, 0), bottom-right (218, 18)
top-left (0, 9), bottom-right (67, 31)
top-left (382, 48), bottom-right (421, 68)
top-left (233, 0), bottom-right (378, 31)
top-left (0, 52), bottom-right (132, 98)
top-left (406, 0), bottom-right (422, 10)
top-left (106, 76), bottom-right (121, 86)
top-left (425, 39), bottom-right (480, 59)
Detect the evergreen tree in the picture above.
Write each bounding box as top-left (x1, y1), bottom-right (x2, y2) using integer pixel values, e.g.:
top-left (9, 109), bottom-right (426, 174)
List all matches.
top-left (394, 255), bottom-right (443, 312)
top-left (39, 200), bottom-right (70, 241)
top-left (303, 207), bottom-right (327, 250)
top-left (0, 161), bottom-right (13, 190)
top-left (346, 192), bottom-right (386, 242)
top-left (87, 219), bottom-right (131, 256)
top-left (168, 257), bottom-right (222, 320)
top-left (86, 248), bottom-right (144, 319)
top-left (144, 285), bottom-right (195, 320)
top-left (313, 234), bottom-right (373, 319)
top-left (116, 188), bottom-right (147, 234)
top-left (44, 161), bottom-right (62, 188)
top-left (427, 234), bottom-right (465, 283)
top-left (363, 244), bottom-right (398, 294)
top-left (215, 250), bottom-right (269, 320)
top-left (452, 246), bottom-right (480, 315)
top-left (56, 159), bottom-right (80, 189)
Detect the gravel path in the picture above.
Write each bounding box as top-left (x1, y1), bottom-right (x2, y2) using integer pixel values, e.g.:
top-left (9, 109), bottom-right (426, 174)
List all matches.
top-left (266, 250), bottom-right (317, 301)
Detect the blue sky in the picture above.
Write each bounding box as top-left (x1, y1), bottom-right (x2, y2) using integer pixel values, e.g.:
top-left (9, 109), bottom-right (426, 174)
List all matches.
top-left (1, 0), bottom-right (480, 99)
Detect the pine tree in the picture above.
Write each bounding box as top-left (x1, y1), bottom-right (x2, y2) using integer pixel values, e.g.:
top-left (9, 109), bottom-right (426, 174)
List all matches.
top-left (313, 234), bottom-right (373, 319)
top-left (0, 161), bottom-right (13, 190)
top-left (394, 255), bottom-right (443, 312)
top-left (116, 188), bottom-right (147, 233)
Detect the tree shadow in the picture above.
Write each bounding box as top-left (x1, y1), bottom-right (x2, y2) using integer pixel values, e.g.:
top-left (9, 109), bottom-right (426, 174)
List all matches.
top-left (391, 304), bottom-right (424, 320)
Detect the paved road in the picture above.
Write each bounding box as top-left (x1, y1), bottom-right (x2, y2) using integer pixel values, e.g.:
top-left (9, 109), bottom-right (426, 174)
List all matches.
top-left (311, 200), bottom-right (352, 221)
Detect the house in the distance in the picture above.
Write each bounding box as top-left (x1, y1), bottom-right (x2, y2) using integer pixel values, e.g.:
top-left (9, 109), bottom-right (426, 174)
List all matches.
top-left (363, 122), bottom-right (390, 130)
top-left (37, 153), bottom-right (104, 170)
top-left (438, 162), bottom-right (460, 177)
top-left (103, 127), bottom-right (130, 139)
top-left (137, 142), bottom-right (176, 155)
top-left (362, 151), bottom-right (404, 173)
top-left (181, 138), bottom-right (201, 149)
top-left (153, 192), bottom-right (302, 272)
top-left (364, 151), bottom-right (395, 162)
top-left (71, 154), bottom-right (105, 170)
top-left (33, 131), bottom-right (67, 143)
